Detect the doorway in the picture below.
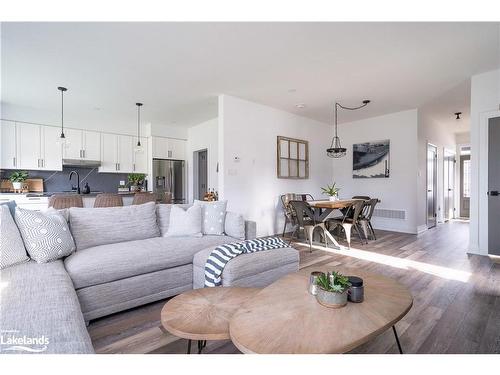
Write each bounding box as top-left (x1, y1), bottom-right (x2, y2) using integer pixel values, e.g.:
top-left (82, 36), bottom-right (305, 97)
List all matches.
top-left (459, 153), bottom-right (471, 218)
top-left (488, 117), bottom-right (500, 255)
top-left (443, 149), bottom-right (455, 221)
top-left (193, 149), bottom-right (208, 201)
top-left (427, 143), bottom-right (438, 228)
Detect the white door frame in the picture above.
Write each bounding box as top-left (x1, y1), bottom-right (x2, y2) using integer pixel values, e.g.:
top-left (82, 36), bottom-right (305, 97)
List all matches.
top-left (443, 148), bottom-right (456, 221)
top-left (478, 110), bottom-right (500, 254)
top-left (426, 142), bottom-right (438, 229)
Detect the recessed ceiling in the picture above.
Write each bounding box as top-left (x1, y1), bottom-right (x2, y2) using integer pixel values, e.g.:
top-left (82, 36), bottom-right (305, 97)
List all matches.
top-left (1, 22), bottom-right (499, 130)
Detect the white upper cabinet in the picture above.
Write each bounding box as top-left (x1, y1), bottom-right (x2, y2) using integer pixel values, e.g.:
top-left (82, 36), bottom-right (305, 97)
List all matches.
top-left (152, 137), bottom-right (186, 160)
top-left (63, 129), bottom-right (101, 160)
top-left (133, 137), bottom-right (148, 173)
top-left (99, 133), bottom-right (137, 173)
top-left (1, 120), bottom-right (17, 169)
top-left (118, 135), bottom-right (134, 173)
top-left (17, 123), bottom-right (41, 170)
top-left (40, 126), bottom-right (62, 171)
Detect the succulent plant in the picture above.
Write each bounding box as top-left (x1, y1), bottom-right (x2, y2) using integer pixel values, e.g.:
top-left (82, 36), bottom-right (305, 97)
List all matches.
top-left (315, 271), bottom-right (351, 293)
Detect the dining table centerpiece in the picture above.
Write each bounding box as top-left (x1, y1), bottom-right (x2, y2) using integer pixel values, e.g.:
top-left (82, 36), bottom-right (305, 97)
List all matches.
top-left (321, 182), bottom-right (341, 201)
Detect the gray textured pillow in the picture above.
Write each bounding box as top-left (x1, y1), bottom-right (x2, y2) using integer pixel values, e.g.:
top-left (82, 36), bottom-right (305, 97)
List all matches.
top-left (15, 207), bottom-right (75, 263)
top-left (156, 203), bottom-right (192, 236)
top-left (0, 205), bottom-right (29, 269)
top-left (69, 202), bottom-right (160, 250)
top-left (165, 205), bottom-right (202, 237)
top-left (224, 211), bottom-right (246, 240)
top-left (194, 200), bottom-right (227, 235)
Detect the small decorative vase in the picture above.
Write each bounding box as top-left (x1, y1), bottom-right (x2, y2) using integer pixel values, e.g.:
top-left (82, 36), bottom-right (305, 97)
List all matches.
top-left (328, 195), bottom-right (338, 202)
top-left (12, 182), bottom-right (22, 190)
top-left (316, 288), bottom-right (348, 308)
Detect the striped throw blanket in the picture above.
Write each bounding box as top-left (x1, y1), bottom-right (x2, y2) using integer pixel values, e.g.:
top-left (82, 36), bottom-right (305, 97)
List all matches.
top-left (204, 237), bottom-right (289, 287)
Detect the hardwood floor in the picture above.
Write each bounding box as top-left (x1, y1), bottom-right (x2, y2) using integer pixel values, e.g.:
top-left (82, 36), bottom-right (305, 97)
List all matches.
top-left (87, 221), bottom-right (500, 354)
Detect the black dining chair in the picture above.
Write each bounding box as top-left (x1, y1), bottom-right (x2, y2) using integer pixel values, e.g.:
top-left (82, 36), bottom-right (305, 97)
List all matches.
top-left (352, 195), bottom-right (371, 200)
top-left (359, 198), bottom-right (379, 240)
top-left (328, 200), bottom-right (367, 247)
top-left (288, 200), bottom-right (329, 253)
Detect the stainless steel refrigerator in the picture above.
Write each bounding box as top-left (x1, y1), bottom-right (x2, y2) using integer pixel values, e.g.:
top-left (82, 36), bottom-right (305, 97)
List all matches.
top-left (152, 159), bottom-right (186, 203)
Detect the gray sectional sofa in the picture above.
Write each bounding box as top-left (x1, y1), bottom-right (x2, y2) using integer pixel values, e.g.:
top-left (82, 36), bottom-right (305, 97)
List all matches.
top-left (0, 202), bottom-right (299, 354)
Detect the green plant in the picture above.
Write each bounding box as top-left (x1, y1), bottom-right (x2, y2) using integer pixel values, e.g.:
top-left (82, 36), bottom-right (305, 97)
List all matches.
top-left (321, 183), bottom-right (340, 197)
top-left (9, 171), bottom-right (29, 183)
top-left (128, 173), bottom-right (146, 185)
top-left (315, 271), bottom-right (351, 293)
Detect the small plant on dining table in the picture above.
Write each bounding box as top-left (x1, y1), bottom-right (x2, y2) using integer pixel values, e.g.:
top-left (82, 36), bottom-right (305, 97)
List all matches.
top-left (321, 183), bottom-right (340, 200)
top-left (128, 173), bottom-right (146, 191)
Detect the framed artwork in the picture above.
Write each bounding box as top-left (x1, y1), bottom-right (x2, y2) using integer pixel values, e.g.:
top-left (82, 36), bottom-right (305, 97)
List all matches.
top-left (353, 139), bottom-right (390, 178)
top-left (277, 136), bottom-right (309, 179)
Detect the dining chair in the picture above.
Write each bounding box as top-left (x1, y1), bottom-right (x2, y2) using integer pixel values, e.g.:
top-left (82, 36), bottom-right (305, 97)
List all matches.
top-left (132, 192), bottom-right (157, 205)
top-left (328, 199), bottom-right (367, 248)
top-left (280, 193), bottom-right (298, 237)
top-left (94, 193), bottom-right (123, 208)
top-left (48, 194), bottom-right (84, 209)
top-left (352, 195), bottom-right (371, 200)
top-left (359, 198), bottom-right (378, 240)
top-left (299, 194), bottom-right (315, 201)
top-left (288, 200), bottom-right (330, 253)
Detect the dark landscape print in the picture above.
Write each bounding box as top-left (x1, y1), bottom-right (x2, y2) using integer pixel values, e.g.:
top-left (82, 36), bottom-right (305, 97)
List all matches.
top-left (353, 140), bottom-right (390, 178)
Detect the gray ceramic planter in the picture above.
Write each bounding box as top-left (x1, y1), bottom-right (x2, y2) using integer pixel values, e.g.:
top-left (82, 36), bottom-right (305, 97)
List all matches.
top-left (316, 288), bottom-right (348, 308)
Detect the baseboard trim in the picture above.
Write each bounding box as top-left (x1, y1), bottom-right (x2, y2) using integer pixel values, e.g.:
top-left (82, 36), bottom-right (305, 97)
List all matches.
top-left (417, 225), bottom-right (428, 234)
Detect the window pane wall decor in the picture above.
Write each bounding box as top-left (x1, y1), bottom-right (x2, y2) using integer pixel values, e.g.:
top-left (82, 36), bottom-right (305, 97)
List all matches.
top-left (277, 136), bottom-right (309, 179)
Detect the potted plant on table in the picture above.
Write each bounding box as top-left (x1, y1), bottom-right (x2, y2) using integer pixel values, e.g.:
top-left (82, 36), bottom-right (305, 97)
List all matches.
top-left (321, 183), bottom-right (340, 201)
top-left (9, 171), bottom-right (29, 191)
top-left (128, 173), bottom-right (146, 192)
top-left (315, 271), bottom-right (351, 308)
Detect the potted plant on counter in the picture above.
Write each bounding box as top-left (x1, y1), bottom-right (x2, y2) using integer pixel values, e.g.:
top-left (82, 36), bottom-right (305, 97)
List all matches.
top-left (128, 173), bottom-right (146, 192)
top-left (9, 171), bottom-right (29, 191)
top-left (315, 271), bottom-right (351, 308)
top-left (321, 182), bottom-right (340, 201)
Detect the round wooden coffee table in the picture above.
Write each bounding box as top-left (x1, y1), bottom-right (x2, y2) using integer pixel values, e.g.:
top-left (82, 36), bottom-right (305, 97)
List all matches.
top-left (161, 287), bottom-right (260, 354)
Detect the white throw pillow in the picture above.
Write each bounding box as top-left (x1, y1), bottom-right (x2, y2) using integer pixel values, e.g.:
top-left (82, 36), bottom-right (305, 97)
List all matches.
top-left (0, 205), bottom-right (29, 269)
top-left (165, 205), bottom-right (203, 237)
top-left (194, 200), bottom-right (227, 235)
top-left (15, 207), bottom-right (76, 263)
top-left (224, 211), bottom-right (246, 240)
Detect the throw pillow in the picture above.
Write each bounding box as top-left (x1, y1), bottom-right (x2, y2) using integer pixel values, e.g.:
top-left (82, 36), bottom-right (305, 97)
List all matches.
top-left (156, 203), bottom-right (192, 236)
top-left (0, 205), bottom-right (29, 269)
top-left (165, 205), bottom-right (202, 237)
top-left (0, 200), bottom-right (17, 217)
top-left (224, 211), bottom-right (246, 240)
top-left (194, 200), bottom-right (227, 235)
top-left (15, 207), bottom-right (76, 263)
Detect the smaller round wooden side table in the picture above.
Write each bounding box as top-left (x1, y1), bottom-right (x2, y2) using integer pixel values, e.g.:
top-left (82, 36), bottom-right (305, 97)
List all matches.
top-left (161, 287), bottom-right (261, 354)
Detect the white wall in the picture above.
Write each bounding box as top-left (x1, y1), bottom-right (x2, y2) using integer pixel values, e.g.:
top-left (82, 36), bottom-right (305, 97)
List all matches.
top-left (186, 118), bottom-right (218, 203)
top-left (218, 95), bottom-right (334, 237)
top-left (470, 68), bottom-right (500, 255)
top-left (332, 109), bottom-right (419, 234)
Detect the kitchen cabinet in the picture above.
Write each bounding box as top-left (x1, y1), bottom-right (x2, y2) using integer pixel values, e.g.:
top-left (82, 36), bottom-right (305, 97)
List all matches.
top-left (1, 120), bottom-right (17, 169)
top-left (63, 128), bottom-right (101, 160)
top-left (17, 123), bottom-right (40, 170)
top-left (41, 126), bottom-right (63, 171)
top-left (152, 136), bottom-right (186, 160)
top-left (99, 133), bottom-right (137, 173)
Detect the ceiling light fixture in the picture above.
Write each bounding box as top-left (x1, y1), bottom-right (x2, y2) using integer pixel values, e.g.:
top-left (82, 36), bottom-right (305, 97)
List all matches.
top-left (327, 100), bottom-right (370, 158)
top-left (57, 86), bottom-right (68, 146)
top-left (455, 112), bottom-right (462, 120)
top-left (134, 102), bottom-right (144, 153)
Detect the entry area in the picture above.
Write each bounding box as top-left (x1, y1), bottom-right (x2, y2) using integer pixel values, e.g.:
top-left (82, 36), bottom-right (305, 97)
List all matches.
top-left (192, 149), bottom-right (208, 201)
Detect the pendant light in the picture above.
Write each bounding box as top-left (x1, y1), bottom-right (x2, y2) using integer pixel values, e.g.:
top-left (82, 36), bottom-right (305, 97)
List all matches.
top-left (57, 86), bottom-right (68, 146)
top-left (327, 100), bottom-right (371, 158)
top-left (134, 102), bottom-right (144, 153)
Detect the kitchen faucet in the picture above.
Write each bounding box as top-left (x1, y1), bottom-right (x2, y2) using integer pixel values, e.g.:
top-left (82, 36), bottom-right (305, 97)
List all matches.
top-left (69, 170), bottom-right (81, 194)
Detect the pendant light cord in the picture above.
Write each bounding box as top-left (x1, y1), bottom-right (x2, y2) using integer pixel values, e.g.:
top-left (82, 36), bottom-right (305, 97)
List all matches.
top-left (136, 103), bottom-right (143, 147)
top-left (334, 100), bottom-right (370, 136)
top-left (61, 90), bottom-right (64, 135)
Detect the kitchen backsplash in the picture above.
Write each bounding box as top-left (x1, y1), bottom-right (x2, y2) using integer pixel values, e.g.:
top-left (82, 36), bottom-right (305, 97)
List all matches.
top-left (0, 167), bottom-right (129, 193)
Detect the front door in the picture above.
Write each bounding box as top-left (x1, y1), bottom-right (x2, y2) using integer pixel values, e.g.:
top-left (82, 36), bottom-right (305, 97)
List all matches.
top-left (488, 117), bottom-right (500, 255)
top-left (460, 154), bottom-right (471, 218)
top-left (427, 144), bottom-right (438, 228)
top-left (198, 150), bottom-right (208, 200)
top-left (443, 150), bottom-right (455, 221)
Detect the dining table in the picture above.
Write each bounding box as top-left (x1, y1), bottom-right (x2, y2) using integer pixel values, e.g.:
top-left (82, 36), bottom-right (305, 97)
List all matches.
top-left (308, 199), bottom-right (365, 249)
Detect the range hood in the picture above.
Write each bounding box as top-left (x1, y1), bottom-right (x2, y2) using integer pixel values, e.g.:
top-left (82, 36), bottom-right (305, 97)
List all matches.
top-left (62, 159), bottom-right (102, 167)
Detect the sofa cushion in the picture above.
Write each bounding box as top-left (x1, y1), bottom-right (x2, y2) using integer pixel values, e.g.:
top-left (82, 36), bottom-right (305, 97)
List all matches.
top-left (0, 200), bottom-right (17, 217)
top-left (15, 207), bottom-right (75, 263)
top-left (64, 235), bottom-right (237, 289)
top-left (224, 211), bottom-right (246, 240)
top-left (0, 205), bottom-right (29, 269)
top-left (165, 205), bottom-right (202, 237)
top-left (194, 200), bottom-right (227, 235)
top-left (0, 260), bottom-right (94, 354)
top-left (69, 202), bottom-right (159, 250)
top-left (156, 203), bottom-right (192, 236)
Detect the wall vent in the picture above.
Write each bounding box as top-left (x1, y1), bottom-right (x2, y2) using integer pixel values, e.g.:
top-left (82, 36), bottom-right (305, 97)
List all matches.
top-left (373, 208), bottom-right (406, 220)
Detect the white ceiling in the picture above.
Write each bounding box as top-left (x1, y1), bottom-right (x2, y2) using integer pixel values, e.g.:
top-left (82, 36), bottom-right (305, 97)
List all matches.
top-left (1, 22), bottom-right (499, 129)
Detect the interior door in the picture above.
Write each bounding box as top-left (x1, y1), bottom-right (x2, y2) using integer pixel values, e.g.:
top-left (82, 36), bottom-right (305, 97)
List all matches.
top-left (460, 155), bottom-right (471, 218)
top-left (198, 150), bottom-right (208, 200)
top-left (427, 144), bottom-right (438, 228)
top-left (443, 151), bottom-right (455, 221)
top-left (488, 117), bottom-right (500, 255)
